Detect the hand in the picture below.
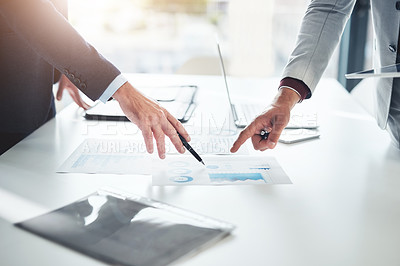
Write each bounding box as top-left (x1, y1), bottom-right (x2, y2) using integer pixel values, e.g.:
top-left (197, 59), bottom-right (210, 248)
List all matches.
top-left (230, 88), bottom-right (300, 152)
top-left (112, 82), bottom-right (190, 159)
top-left (56, 74), bottom-right (91, 110)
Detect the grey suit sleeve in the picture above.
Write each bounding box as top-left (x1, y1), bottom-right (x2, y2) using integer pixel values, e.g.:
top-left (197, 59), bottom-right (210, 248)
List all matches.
top-left (282, 0), bottom-right (356, 94)
top-left (0, 0), bottom-right (120, 101)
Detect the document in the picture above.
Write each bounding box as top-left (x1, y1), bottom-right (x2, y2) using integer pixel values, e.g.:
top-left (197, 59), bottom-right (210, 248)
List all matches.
top-left (169, 126), bottom-right (248, 155)
top-left (58, 137), bottom-right (248, 175)
top-left (57, 139), bottom-right (153, 175)
top-left (166, 134), bottom-right (248, 155)
top-left (16, 189), bottom-right (235, 266)
top-left (152, 155), bottom-right (292, 186)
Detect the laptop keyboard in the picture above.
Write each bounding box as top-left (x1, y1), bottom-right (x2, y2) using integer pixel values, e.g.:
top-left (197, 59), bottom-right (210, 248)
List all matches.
top-left (233, 103), bottom-right (264, 127)
top-left (233, 103), bottom-right (318, 129)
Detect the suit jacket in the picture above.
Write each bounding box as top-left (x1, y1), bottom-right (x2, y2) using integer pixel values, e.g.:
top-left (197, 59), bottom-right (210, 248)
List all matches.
top-left (282, 0), bottom-right (400, 129)
top-left (0, 0), bottom-right (120, 135)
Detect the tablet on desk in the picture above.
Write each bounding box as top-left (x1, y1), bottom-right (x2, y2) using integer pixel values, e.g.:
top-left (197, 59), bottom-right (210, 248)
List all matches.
top-left (345, 63), bottom-right (400, 79)
top-left (278, 129), bottom-right (320, 144)
top-left (85, 85), bottom-right (198, 123)
top-left (16, 189), bottom-right (235, 266)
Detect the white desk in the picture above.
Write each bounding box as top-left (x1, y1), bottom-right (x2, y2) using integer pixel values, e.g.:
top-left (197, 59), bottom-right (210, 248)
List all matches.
top-left (1, 74), bottom-right (400, 266)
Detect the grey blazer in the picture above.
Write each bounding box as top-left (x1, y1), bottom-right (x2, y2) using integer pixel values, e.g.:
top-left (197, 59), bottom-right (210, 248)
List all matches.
top-left (282, 0), bottom-right (400, 129)
top-left (0, 0), bottom-right (120, 135)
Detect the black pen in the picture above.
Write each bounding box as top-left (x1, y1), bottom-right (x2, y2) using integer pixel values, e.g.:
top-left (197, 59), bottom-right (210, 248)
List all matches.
top-left (177, 132), bottom-right (205, 165)
top-left (259, 130), bottom-right (270, 140)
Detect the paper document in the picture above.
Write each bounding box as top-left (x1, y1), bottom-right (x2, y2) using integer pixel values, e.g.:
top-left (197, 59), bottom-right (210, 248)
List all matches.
top-left (58, 137), bottom-right (249, 175)
top-left (57, 139), bottom-right (153, 175)
top-left (152, 155), bottom-right (291, 186)
top-left (166, 134), bottom-right (248, 155)
top-left (175, 126), bottom-right (248, 155)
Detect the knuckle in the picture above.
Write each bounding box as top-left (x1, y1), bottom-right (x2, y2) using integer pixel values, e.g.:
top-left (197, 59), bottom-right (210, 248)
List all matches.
top-left (156, 108), bottom-right (166, 118)
top-left (164, 125), bottom-right (176, 136)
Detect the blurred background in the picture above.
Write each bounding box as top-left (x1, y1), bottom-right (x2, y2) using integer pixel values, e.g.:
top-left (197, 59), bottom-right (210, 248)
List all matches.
top-left (65, 0), bottom-right (374, 114)
top-left (69, 0), bottom-right (343, 78)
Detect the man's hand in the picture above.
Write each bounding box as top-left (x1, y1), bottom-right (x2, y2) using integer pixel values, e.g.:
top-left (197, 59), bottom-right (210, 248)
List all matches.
top-left (56, 74), bottom-right (91, 110)
top-left (112, 82), bottom-right (190, 159)
top-left (230, 88), bottom-right (300, 152)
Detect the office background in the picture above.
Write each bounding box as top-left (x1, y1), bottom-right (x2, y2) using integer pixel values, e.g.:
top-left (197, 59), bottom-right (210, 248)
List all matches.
top-left (4, 1), bottom-right (400, 265)
top-left (54, 0), bottom-right (373, 115)
top-left (67, 0), bottom-right (371, 85)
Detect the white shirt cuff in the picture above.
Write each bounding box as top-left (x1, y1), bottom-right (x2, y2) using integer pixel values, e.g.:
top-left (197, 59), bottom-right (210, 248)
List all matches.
top-left (98, 74), bottom-right (128, 103)
top-left (278, 85), bottom-right (302, 103)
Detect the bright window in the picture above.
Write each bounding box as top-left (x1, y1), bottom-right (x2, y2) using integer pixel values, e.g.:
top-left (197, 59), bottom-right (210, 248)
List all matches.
top-left (69, 0), bottom-right (338, 78)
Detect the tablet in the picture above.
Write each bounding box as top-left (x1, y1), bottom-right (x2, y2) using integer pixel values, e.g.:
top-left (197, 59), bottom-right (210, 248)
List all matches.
top-left (279, 129), bottom-right (320, 144)
top-left (85, 85), bottom-right (198, 123)
top-left (16, 189), bottom-right (235, 266)
top-left (345, 63), bottom-right (400, 79)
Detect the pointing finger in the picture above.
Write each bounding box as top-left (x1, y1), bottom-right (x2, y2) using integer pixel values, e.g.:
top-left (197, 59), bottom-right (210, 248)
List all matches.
top-left (230, 123), bottom-right (257, 153)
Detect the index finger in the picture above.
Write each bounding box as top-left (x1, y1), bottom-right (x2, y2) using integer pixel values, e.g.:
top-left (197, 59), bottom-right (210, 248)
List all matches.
top-left (230, 123), bottom-right (257, 153)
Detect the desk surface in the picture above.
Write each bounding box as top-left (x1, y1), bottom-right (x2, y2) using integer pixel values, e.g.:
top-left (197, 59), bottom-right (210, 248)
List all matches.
top-left (1, 74), bottom-right (400, 266)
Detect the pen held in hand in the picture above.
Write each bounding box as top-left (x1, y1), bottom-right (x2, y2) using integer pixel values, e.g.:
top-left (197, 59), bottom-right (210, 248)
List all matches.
top-left (259, 130), bottom-right (270, 141)
top-left (177, 132), bottom-right (205, 165)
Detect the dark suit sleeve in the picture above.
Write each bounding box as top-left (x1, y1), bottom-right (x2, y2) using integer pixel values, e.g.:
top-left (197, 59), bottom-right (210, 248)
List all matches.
top-left (0, 0), bottom-right (121, 101)
top-left (50, 0), bottom-right (67, 84)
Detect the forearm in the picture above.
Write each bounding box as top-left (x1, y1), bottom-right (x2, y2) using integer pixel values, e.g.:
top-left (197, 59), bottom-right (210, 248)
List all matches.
top-left (282, 0), bottom-right (356, 93)
top-left (0, 0), bottom-right (120, 100)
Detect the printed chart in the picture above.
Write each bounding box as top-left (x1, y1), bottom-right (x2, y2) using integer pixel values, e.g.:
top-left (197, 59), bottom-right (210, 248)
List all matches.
top-left (152, 156), bottom-right (291, 186)
top-left (57, 139), bottom-right (153, 174)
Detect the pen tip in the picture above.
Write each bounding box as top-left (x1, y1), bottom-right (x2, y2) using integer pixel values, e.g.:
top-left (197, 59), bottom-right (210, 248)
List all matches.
top-left (201, 161), bottom-right (205, 165)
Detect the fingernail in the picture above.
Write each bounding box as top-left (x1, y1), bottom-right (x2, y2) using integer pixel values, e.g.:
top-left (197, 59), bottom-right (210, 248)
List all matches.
top-left (180, 147), bottom-right (185, 153)
top-left (160, 154), bottom-right (165, 159)
top-left (268, 142), bottom-right (276, 148)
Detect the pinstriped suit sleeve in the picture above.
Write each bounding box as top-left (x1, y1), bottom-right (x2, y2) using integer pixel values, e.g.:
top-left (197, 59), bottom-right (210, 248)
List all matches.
top-left (282, 0), bottom-right (356, 95)
top-left (0, 0), bottom-right (120, 101)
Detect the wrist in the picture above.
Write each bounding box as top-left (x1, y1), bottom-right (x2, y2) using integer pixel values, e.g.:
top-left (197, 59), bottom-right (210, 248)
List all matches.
top-left (273, 87), bottom-right (301, 110)
top-left (279, 77), bottom-right (311, 101)
top-left (112, 82), bottom-right (133, 102)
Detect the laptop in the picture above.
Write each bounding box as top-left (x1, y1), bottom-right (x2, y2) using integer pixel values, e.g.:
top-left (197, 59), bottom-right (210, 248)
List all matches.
top-left (216, 42), bottom-right (318, 129)
top-left (345, 63), bottom-right (400, 79)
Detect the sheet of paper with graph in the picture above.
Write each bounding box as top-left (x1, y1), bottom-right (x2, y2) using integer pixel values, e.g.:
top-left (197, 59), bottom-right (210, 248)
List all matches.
top-left (152, 155), bottom-right (291, 186)
top-left (58, 139), bottom-right (291, 186)
top-left (57, 136), bottom-right (248, 175)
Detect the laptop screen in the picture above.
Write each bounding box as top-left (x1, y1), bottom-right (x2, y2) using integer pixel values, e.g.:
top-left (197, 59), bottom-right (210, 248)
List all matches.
top-left (216, 41), bottom-right (235, 108)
